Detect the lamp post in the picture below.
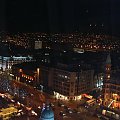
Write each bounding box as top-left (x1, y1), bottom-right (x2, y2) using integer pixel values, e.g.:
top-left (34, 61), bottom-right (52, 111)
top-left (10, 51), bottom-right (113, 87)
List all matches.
top-left (37, 68), bottom-right (40, 83)
top-left (77, 65), bottom-right (80, 95)
top-left (76, 65), bottom-right (80, 109)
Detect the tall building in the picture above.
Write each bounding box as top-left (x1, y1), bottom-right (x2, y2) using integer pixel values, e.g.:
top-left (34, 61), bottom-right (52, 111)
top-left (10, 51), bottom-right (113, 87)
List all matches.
top-left (51, 63), bottom-right (94, 100)
top-left (103, 54), bottom-right (111, 106)
top-left (103, 54), bottom-right (120, 110)
top-left (110, 70), bottom-right (120, 110)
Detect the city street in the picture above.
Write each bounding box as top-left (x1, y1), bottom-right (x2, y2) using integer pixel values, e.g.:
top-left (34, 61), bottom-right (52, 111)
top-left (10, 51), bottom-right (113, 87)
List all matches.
top-left (1, 80), bottom-right (100, 120)
top-left (0, 70), bottom-right (100, 120)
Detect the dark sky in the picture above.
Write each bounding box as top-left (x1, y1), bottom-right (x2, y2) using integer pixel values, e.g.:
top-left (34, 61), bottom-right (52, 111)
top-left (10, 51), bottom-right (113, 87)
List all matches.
top-left (1, 0), bottom-right (120, 34)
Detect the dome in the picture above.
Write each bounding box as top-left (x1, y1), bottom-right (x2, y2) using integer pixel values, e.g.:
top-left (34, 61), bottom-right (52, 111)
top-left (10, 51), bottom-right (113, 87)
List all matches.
top-left (40, 105), bottom-right (54, 120)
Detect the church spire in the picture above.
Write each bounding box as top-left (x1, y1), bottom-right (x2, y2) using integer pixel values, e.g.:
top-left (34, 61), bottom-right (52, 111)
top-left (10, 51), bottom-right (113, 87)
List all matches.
top-left (106, 53), bottom-right (111, 65)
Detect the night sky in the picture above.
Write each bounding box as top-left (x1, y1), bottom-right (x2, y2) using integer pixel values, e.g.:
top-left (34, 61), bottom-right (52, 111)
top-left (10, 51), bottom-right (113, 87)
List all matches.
top-left (1, 0), bottom-right (120, 34)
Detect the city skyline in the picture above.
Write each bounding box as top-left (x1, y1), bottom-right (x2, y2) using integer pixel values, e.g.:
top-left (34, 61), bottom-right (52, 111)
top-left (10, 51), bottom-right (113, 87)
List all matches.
top-left (0, 1), bottom-right (120, 120)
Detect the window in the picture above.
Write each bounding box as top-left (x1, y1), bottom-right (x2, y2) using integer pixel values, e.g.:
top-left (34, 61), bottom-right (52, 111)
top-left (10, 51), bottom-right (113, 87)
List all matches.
top-left (65, 75), bottom-right (67, 79)
top-left (71, 88), bottom-right (73, 92)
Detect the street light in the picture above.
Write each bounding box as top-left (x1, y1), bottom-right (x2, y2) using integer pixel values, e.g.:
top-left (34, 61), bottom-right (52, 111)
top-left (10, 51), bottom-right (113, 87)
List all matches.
top-left (77, 65), bottom-right (80, 95)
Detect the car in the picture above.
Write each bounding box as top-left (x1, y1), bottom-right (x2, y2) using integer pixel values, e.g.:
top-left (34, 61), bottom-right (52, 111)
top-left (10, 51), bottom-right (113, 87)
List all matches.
top-left (50, 103), bottom-right (54, 107)
top-left (68, 109), bottom-right (73, 113)
top-left (63, 115), bottom-right (68, 118)
top-left (85, 105), bottom-right (89, 108)
top-left (30, 93), bottom-right (34, 96)
top-left (59, 111), bottom-right (63, 116)
top-left (18, 109), bottom-right (22, 112)
top-left (77, 111), bottom-right (80, 114)
top-left (16, 113), bottom-right (21, 116)
top-left (61, 104), bottom-right (64, 107)
top-left (38, 106), bottom-right (41, 109)
top-left (62, 113), bottom-right (66, 116)
top-left (59, 111), bottom-right (66, 116)
top-left (21, 111), bottom-right (24, 115)
top-left (31, 110), bottom-right (38, 116)
top-left (66, 108), bottom-right (73, 113)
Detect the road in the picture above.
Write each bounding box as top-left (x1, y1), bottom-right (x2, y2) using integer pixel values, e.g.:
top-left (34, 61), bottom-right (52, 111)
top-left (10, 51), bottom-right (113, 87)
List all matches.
top-left (11, 80), bottom-right (45, 106)
top-left (0, 70), bottom-right (100, 120)
top-left (9, 80), bottom-right (99, 120)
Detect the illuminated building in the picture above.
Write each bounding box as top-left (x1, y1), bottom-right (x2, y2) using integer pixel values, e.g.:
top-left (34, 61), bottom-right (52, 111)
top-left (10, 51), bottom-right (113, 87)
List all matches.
top-left (51, 63), bottom-right (94, 100)
top-left (103, 54), bottom-right (111, 106)
top-left (12, 62), bottom-right (39, 86)
top-left (12, 60), bottom-right (95, 101)
top-left (0, 56), bottom-right (33, 71)
top-left (0, 107), bottom-right (18, 120)
top-left (6, 56), bottom-right (33, 70)
top-left (103, 54), bottom-right (120, 110)
top-left (94, 73), bottom-right (104, 89)
top-left (13, 51), bottom-right (120, 101)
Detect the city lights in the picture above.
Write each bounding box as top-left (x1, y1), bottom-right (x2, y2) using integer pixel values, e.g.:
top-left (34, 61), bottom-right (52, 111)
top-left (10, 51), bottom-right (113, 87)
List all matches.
top-left (0, 0), bottom-right (120, 119)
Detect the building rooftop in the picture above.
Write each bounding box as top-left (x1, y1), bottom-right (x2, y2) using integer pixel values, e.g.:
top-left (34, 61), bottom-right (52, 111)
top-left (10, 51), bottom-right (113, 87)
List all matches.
top-left (12, 61), bottom-right (40, 71)
top-left (12, 51), bottom-right (120, 73)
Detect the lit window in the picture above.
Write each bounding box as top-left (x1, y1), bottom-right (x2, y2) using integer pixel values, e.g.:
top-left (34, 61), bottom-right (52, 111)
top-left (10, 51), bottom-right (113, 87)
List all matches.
top-left (19, 69), bottom-right (22, 72)
top-left (108, 75), bottom-right (110, 78)
top-left (65, 76), bottom-right (67, 79)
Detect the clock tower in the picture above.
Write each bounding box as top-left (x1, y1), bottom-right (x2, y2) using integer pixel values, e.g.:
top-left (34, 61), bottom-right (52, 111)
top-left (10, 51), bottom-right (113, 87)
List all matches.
top-left (103, 53), bottom-right (111, 106)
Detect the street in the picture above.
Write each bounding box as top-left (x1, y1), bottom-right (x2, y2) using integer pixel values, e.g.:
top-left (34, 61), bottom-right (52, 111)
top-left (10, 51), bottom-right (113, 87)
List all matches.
top-left (0, 70), bottom-right (100, 120)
